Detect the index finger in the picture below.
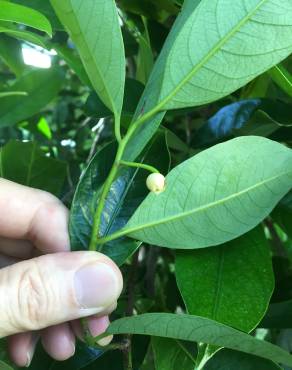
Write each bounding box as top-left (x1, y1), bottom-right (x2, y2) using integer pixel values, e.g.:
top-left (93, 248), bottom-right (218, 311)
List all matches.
top-left (0, 179), bottom-right (70, 253)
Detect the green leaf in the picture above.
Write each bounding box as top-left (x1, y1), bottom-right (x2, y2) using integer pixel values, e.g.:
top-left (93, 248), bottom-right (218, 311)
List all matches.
top-left (12, 0), bottom-right (63, 30)
top-left (122, 137), bottom-right (292, 249)
top-left (69, 132), bottom-right (170, 265)
top-left (0, 35), bottom-right (26, 76)
top-left (0, 67), bottom-right (64, 127)
top-left (175, 227), bottom-right (274, 332)
top-left (0, 21), bottom-right (48, 48)
top-left (146, 0), bottom-right (292, 111)
top-left (50, 0), bottom-right (125, 116)
top-left (0, 360), bottom-right (13, 370)
top-left (152, 337), bottom-right (195, 370)
top-left (136, 18), bottom-right (154, 85)
top-left (124, 0), bottom-right (292, 162)
top-left (0, 0), bottom-right (52, 36)
top-left (85, 78), bottom-right (144, 119)
top-left (0, 140), bottom-right (66, 196)
top-left (260, 299), bottom-right (292, 329)
top-left (205, 349), bottom-right (282, 370)
top-left (106, 313), bottom-right (292, 367)
top-left (269, 64), bottom-right (292, 98)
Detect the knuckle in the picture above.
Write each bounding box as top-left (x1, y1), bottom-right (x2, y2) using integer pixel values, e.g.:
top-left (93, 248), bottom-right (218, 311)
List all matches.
top-left (16, 263), bottom-right (53, 330)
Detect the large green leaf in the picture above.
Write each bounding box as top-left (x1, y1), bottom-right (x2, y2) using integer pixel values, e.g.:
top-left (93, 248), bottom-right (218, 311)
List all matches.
top-left (175, 227), bottom-right (274, 332)
top-left (124, 0), bottom-right (292, 162)
top-left (205, 349), bottom-right (282, 370)
top-left (0, 67), bottom-right (64, 127)
top-left (0, 140), bottom-right (66, 196)
top-left (0, 0), bottom-right (52, 36)
top-left (106, 313), bottom-right (292, 367)
top-left (152, 337), bottom-right (195, 370)
top-left (50, 0), bottom-right (125, 116)
top-left (69, 132), bottom-right (170, 265)
top-left (120, 137), bottom-right (292, 249)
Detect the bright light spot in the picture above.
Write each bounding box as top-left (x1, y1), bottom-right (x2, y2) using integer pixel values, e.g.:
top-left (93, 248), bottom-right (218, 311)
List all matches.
top-left (22, 45), bottom-right (54, 69)
top-left (61, 139), bottom-right (76, 148)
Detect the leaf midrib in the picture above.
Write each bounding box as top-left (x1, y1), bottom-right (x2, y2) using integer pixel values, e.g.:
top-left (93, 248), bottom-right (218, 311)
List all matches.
top-left (126, 169), bottom-right (291, 235)
top-left (157, 0), bottom-right (267, 109)
top-left (56, 1), bottom-right (119, 116)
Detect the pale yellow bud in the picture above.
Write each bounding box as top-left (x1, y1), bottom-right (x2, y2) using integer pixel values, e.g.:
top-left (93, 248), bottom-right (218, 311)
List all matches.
top-left (146, 173), bottom-right (166, 194)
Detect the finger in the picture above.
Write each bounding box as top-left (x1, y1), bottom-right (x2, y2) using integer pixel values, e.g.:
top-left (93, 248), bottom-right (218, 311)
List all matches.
top-left (0, 179), bottom-right (69, 253)
top-left (0, 251), bottom-right (123, 337)
top-left (0, 237), bottom-right (34, 259)
top-left (71, 315), bottom-right (113, 347)
top-left (8, 332), bottom-right (39, 367)
top-left (41, 323), bottom-right (75, 361)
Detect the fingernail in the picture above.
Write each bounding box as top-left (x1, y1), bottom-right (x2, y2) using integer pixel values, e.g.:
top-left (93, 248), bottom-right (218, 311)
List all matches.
top-left (25, 353), bottom-right (31, 368)
top-left (97, 335), bottom-right (113, 347)
top-left (25, 333), bottom-right (39, 367)
top-left (74, 263), bottom-right (120, 309)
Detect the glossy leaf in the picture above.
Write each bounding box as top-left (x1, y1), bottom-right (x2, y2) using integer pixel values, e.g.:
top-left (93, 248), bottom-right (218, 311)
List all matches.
top-left (0, 140), bottom-right (66, 196)
top-left (106, 313), bottom-right (292, 366)
top-left (175, 227), bottom-right (274, 332)
top-left (152, 337), bottom-right (195, 370)
top-left (0, 0), bottom-right (52, 36)
top-left (0, 67), bottom-right (64, 127)
top-left (50, 0), bottom-right (125, 116)
top-left (123, 137), bottom-right (292, 249)
top-left (124, 0), bottom-right (292, 162)
top-left (205, 349), bottom-right (281, 370)
top-left (69, 132), bottom-right (170, 265)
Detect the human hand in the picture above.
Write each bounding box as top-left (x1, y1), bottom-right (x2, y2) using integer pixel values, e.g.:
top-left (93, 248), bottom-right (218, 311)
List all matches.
top-left (0, 179), bottom-right (123, 367)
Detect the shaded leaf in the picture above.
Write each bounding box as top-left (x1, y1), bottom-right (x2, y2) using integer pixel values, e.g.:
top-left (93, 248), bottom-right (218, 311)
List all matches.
top-left (0, 67), bottom-right (64, 127)
top-left (269, 64), bottom-right (292, 98)
top-left (123, 137), bottom-right (292, 249)
top-left (152, 337), bottom-right (195, 370)
top-left (106, 313), bottom-right (292, 367)
top-left (260, 300), bottom-right (292, 329)
top-left (0, 140), bottom-right (66, 196)
top-left (0, 35), bottom-right (26, 76)
top-left (175, 227), bottom-right (274, 332)
top-left (205, 348), bottom-right (282, 370)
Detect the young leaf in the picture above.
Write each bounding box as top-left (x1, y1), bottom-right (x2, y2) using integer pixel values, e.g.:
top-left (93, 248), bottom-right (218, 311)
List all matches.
top-left (0, 0), bottom-right (52, 36)
top-left (124, 0), bottom-right (292, 162)
top-left (0, 141), bottom-right (67, 197)
top-left (50, 0), bottom-right (125, 117)
top-left (106, 313), bottom-right (292, 367)
top-left (205, 349), bottom-right (282, 370)
top-left (0, 67), bottom-right (64, 127)
top-left (121, 136), bottom-right (292, 249)
top-left (69, 132), bottom-right (170, 265)
top-left (175, 227), bottom-right (274, 332)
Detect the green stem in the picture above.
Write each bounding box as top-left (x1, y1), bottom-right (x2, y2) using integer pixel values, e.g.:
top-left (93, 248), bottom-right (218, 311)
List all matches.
top-left (114, 113), bottom-right (122, 143)
top-left (120, 160), bottom-right (159, 174)
top-left (89, 100), bottom-right (163, 251)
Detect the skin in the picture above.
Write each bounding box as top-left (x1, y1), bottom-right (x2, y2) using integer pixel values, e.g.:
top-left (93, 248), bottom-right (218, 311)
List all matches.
top-left (0, 179), bottom-right (123, 367)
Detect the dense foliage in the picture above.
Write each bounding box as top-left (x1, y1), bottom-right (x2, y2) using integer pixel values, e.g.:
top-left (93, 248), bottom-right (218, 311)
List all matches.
top-left (0, 0), bottom-right (292, 369)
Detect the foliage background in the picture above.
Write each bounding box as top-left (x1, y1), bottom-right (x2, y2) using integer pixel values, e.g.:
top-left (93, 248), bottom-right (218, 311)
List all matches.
top-left (0, 0), bottom-right (292, 369)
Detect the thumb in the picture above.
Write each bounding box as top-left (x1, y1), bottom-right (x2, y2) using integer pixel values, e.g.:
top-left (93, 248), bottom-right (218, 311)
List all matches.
top-left (0, 251), bottom-right (123, 337)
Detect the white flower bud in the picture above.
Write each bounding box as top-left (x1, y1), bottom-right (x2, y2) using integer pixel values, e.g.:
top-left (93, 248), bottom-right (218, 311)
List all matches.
top-left (146, 173), bottom-right (166, 194)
